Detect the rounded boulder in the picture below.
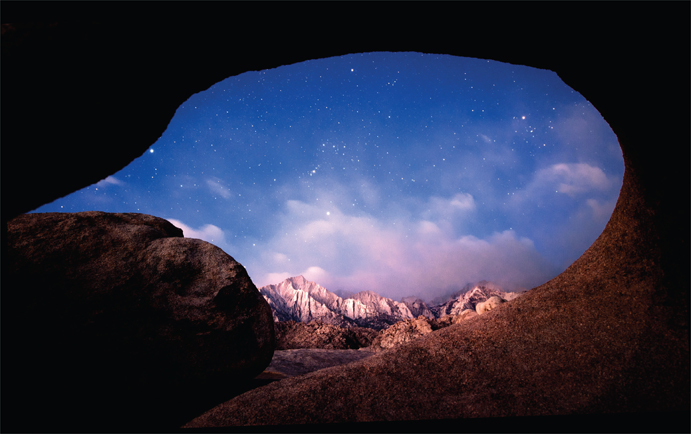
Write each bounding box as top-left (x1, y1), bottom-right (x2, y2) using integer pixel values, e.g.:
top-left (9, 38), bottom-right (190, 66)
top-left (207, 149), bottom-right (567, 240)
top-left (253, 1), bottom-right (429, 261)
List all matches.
top-left (4, 211), bottom-right (275, 431)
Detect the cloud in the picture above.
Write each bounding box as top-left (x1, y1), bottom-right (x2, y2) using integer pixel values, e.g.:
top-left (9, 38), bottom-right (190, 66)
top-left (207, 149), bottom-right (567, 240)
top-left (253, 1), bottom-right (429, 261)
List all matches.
top-left (550, 103), bottom-right (624, 166)
top-left (96, 176), bottom-right (124, 187)
top-left (586, 197), bottom-right (617, 222)
top-left (512, 163), bottom-right (616, 205)
top-left (413, 193), bottom-right (476, 236)
top-left (535, 196), bottom-right (618, 270)
top-left (206, 177), bottom-right (233, 199)
top-left (263, 272), bottom-right (293, 286)
top-left (166, 218), bottom-right (228, 247)
top-left (249, 197), bottom-right (558, 302)
top-left (479, 133), bottom-right (493, 144)
top-left (546, 163), bottom-right (613, 196)
top-left (303, 266), bottom-right (330, 283)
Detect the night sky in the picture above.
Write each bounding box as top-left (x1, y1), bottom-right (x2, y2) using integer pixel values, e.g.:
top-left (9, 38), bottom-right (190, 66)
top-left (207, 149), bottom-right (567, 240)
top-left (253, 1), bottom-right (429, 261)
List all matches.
top-left (33, 52), bottom-right (624, 302)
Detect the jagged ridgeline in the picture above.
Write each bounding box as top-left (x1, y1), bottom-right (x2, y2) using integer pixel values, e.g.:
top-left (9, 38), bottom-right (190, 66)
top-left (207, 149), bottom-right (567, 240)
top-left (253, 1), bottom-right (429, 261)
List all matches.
top-left (259, 275), bottom-right (525, 331)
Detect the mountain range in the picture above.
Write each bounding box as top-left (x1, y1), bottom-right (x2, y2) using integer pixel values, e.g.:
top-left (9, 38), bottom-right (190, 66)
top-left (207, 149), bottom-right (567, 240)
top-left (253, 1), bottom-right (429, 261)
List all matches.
top-left (259, 276), bottom-right (525, 330)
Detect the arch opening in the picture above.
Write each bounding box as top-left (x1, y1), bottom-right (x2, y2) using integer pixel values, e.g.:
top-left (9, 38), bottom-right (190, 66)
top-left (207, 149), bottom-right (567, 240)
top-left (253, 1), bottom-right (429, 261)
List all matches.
top-left (31, 52), bottom-right (625, 303)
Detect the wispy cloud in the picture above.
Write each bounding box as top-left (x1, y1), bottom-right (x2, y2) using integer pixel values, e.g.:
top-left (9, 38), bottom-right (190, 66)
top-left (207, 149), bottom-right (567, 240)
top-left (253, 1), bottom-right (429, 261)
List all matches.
top-left (546, 163), bottom-right (613, 196)
top-left (249, 197), bottom-right (557, 302)
top-left (512, 162), bottom-right (616, 204)
top-left (166, 218), bottom-right (230, 250)
top-left (206, 177), bottom-right (233, 199)
top-left (96, 176), bottom-right (124, 187)
top-left (586, 198), bottom-right (617, 222)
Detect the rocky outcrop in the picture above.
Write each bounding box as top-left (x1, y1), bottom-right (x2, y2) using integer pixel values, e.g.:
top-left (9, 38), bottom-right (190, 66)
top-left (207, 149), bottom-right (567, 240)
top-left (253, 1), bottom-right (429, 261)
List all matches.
top-left (458, 309), bottom-right (479, 321)
top-left (370, 311), bottom-right (482, 352)
top-left (430, 283), bottom-right (519, 318)
top-left (275, 320), bottom-right (379, 350)
top-left (4, 212), bottom-right (275, 431)
top-left (476, 296), bottom-right (506, 314)
top-left (428, 310), bottom-right (477, 330)
top-left (370, 316), bottom-right (433, 352)
top-left (260, 276), bottom-right (414, 330)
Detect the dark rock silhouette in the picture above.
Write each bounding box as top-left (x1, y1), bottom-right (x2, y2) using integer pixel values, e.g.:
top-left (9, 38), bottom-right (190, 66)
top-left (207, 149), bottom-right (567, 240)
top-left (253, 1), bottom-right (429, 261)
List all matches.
top-left (1, 4), bottom-right (688, 432)
top-left (275, 320), bottom-right (378, 350)
top-left (4, 212), bottom-right (275, 431)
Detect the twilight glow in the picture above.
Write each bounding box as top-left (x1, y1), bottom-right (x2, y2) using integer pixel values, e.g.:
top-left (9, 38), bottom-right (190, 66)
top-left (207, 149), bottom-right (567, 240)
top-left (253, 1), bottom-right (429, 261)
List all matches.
top-left (33, 52), bottom-right (624, 302)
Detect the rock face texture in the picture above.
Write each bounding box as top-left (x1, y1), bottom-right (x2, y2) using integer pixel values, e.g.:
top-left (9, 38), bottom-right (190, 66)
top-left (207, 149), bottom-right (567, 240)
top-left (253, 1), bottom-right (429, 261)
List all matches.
top-left (260, 275), bottom-right (356, 326)
top-left (4, 212), bottom-right (275, 431)
top-left (275, 320), bottom-right (379, 350)
top-left (430, 282), bottom-right (519, 318)
top-left (476, 296), bottom-right (506, 315)
top-left (429, 310), bottom-right (476, 329)
top-left (370, 311), bottom-right (481, 352)
top-left (260, 276), bottom-right (414, 330)
top-left (401, 296), bottom-right (435, 319)
top-left (370, 316), bottom-right (433, 352)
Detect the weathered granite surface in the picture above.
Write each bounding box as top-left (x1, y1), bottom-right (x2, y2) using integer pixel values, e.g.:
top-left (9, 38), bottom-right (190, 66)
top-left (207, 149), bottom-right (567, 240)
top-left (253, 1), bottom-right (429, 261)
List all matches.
top-left (4, 211), bottom-right (275, 431)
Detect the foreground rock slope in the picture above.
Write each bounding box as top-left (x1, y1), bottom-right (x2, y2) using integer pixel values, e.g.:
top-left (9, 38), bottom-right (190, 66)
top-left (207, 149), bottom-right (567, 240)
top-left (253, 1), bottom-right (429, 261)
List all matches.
top-left (4, 212), bottom-right (275, 431)
top-left (185, 163), bottom-right (689, 427)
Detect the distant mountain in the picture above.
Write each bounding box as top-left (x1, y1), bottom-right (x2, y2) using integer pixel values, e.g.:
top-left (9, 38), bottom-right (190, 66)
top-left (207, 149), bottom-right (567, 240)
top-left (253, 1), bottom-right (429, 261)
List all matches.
top-left (260, 276), bottom-right (525, 330)
top-left (400, 296), bottom-right (435, 319)
top-left (429, 281), bottom-right (524, 318)
top-left (259, 276), bottom-right (414, 330)
top-left (349, 290), bottom-right (417, 330)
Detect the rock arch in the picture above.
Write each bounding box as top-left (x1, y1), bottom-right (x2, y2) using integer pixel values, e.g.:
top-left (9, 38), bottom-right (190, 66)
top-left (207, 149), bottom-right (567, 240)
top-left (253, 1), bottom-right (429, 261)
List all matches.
top-left (2, 3), bottom-right (688, 431)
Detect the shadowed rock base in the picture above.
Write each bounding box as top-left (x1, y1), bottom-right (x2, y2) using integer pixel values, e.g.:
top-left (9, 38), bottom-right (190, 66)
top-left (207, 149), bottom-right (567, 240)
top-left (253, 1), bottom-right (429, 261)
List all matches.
top-left (183, 411), bottom-right (689, 433)
top-left (4, 212), bottom-right (275, 432)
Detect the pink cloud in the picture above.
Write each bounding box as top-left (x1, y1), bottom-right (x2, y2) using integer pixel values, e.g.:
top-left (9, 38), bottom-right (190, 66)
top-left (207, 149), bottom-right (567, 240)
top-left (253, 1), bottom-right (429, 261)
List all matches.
top-left (251, 198), bottom-right (557, 301)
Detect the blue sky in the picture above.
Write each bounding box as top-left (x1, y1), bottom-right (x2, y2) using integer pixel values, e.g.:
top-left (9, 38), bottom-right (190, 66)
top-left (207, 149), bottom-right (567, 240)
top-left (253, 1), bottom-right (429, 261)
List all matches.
top-left (33, 52), bottom-right (624, 302)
